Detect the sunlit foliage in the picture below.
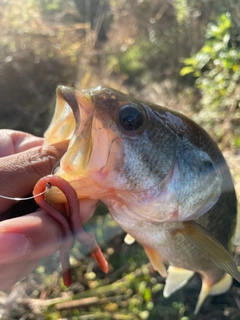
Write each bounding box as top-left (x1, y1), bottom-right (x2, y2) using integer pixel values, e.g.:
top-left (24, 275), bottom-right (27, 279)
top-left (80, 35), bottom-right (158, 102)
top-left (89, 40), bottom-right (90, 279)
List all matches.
top-left (180, 13), bottom-right (240, 149)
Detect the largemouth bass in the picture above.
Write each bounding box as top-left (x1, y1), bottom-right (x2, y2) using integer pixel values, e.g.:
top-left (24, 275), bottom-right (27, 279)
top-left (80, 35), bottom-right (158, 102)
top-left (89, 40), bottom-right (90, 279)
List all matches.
top-left (42, 85), bottom-right (239, 313)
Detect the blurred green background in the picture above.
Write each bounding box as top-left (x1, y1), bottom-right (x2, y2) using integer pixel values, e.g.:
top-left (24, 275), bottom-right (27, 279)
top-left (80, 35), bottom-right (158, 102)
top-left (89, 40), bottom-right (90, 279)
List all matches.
top-left (0, 0), bottom-right (240, 319)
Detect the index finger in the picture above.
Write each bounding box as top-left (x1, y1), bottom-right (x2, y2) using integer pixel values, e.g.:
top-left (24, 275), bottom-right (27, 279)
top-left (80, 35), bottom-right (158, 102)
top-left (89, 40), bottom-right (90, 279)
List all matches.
top-left (0, 130), bottom-right (44, 157)
top-left (0, 140), bottom-right (69, 213)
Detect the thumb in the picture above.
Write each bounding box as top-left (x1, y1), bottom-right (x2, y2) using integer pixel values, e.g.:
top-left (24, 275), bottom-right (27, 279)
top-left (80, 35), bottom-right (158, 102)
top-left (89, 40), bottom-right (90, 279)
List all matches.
top-left (0, 140), bottom-right (69, 213)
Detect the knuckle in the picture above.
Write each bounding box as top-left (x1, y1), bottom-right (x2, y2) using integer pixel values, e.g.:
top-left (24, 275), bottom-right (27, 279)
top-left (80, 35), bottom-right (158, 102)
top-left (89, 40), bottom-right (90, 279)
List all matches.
top-left (26, 146), bottom-right (61, 178)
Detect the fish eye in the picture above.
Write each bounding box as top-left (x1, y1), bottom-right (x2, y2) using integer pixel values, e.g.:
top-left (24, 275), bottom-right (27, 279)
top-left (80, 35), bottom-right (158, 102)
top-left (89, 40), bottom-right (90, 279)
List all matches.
top-left (118, 105), bottom-right (144, 132)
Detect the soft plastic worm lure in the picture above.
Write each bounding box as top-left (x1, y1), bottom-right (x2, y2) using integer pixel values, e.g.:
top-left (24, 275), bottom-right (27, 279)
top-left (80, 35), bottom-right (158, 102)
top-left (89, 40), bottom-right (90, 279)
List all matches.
top-left (32, 175), bottom-right (108, 286)
top-left (0, 161), bottom-right (107, 284)
top-left (0, 174), bottom-right (108, 285)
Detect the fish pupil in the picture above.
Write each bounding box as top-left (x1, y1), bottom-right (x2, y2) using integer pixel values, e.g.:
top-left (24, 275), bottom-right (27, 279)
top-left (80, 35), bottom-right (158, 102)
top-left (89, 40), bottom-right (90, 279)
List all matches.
top-left (118, 105), bottom-right (143, 131)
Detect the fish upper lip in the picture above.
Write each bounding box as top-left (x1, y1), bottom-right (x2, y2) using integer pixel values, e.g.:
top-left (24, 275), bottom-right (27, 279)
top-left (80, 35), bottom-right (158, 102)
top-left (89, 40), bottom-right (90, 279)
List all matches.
top-left (54, 87), bottom-right (118, 181)
top-left (57, 85), bottom-right (93, 120)
top-left (57, 86), bottom-right (78, 109)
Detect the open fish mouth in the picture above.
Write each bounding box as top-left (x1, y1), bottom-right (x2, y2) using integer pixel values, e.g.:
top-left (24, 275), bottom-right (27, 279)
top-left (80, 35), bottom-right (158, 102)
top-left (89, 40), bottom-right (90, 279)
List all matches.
top-left (45, 86), bottom-right (95, 177)
top-left (44, 86), bottom-right (120, 203)
top-left (58, 86), bottom-right (94, 177)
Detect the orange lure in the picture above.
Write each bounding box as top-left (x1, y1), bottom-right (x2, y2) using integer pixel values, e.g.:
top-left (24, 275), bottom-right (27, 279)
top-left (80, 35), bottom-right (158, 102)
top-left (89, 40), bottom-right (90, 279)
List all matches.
top-left (33, 175), bottom-right (108, 286)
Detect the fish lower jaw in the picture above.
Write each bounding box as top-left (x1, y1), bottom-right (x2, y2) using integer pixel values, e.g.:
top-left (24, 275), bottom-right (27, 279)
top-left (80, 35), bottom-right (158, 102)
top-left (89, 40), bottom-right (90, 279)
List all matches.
top-left (70, 175), bottom-right (116, 199)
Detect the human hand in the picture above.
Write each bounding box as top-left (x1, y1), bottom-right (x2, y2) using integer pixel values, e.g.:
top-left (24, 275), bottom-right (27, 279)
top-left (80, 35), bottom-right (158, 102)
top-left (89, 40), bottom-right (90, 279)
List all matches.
top-left (0, 130), bottom-right (69, 290)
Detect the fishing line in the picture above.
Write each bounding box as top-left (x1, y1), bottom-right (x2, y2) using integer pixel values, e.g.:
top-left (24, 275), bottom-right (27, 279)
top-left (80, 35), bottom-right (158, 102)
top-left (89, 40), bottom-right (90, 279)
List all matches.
top-left (0, 155), bottom-right (62, 202)
top-left (0, 182), bottom-right (51, 201)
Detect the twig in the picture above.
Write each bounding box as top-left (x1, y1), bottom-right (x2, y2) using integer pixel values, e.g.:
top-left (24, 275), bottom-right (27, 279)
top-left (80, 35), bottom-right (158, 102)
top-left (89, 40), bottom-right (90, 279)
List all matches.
top-left (55, 296), bottom-right (101, 310)
top-left (55, 294), bottom-right (130, 311)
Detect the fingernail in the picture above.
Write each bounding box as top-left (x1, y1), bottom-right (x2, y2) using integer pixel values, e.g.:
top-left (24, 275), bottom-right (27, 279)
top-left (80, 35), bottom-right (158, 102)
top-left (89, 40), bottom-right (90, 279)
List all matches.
top-left (0, 233), bottom-right (31, 262)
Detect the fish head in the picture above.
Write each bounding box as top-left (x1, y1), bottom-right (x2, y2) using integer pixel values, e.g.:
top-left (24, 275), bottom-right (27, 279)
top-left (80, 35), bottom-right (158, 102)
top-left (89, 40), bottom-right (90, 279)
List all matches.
top-left (45, 86), bottom-right (222, 223)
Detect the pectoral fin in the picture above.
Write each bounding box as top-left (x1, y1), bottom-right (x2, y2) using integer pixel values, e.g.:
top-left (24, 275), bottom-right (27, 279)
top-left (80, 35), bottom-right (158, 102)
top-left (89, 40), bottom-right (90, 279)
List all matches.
top-left (163, 266), bottom-right (194, 298)
top-left (144, 246), bottom-right (167, 278)
top-left (179, 221), bottom-right (240, 282)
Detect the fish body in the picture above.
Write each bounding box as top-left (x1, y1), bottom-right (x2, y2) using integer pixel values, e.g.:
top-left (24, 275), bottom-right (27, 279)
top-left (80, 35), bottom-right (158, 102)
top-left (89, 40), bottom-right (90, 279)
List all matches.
top-left (44, 86), bottom-right (238, 313)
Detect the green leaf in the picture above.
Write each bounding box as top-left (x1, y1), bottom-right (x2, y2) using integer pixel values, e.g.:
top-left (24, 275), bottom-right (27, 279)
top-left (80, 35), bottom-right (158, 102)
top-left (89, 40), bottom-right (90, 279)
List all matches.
top-left (182, 57), bottom-right (197, 66)
top-left (179, 66), bottom-right (195, 76)
top-left (223, 33), bottom-right (230, 44)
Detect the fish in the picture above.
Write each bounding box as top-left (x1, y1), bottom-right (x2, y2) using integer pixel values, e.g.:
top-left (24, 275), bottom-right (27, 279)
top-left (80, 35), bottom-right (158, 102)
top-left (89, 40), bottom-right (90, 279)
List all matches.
top-left (38, 85), bottom-right (239, 314)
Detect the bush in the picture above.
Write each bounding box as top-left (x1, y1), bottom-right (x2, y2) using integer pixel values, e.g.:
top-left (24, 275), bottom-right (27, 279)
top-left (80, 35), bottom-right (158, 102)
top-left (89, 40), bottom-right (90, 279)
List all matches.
top-left (180, 13), bottom-right (240, 149)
